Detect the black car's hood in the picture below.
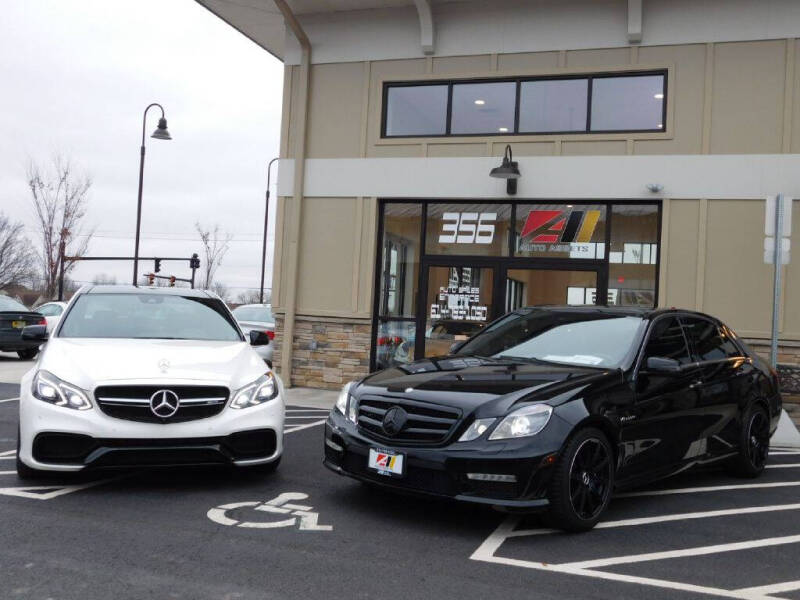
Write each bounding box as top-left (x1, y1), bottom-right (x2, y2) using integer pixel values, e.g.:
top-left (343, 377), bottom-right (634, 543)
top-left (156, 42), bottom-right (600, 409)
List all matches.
top-left (358, 355), bottom-right (622, 415)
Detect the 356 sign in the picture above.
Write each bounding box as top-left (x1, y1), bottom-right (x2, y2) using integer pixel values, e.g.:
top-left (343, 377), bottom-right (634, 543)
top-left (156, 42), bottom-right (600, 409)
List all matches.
top-left (439, 212), bottom-right (496, 244)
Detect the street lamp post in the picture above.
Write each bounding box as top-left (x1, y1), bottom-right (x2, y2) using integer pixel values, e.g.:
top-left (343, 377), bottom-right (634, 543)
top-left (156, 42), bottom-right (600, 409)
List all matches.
top-left (132, 103), bottom-right (172, 286)
top-left (260, 157), bottom-right (279, 304)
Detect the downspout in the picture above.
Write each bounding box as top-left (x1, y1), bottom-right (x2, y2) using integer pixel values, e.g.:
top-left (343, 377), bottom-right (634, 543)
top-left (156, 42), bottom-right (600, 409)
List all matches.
top-left (274, 0), bottom-right (311, 387)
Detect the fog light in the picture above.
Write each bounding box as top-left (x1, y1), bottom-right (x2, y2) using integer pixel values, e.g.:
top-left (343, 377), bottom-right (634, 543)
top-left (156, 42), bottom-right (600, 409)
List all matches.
top-left (325, 438), bottom-right (343, 452)
top-left (466, 473), bottom-right (517, 483)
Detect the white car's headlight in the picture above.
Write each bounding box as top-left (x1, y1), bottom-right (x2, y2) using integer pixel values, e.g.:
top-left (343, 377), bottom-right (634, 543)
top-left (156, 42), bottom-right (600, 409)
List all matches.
top-left (32, 370), bottom-right (92, 411)
top-left (335, 381), bottom-right (357, 423)
top-left (488, 404), bottom-right (553, 440)
top-left (231, 373), bottom-right (279, 409)
top-left (458, 418), bottom-right (496, 442)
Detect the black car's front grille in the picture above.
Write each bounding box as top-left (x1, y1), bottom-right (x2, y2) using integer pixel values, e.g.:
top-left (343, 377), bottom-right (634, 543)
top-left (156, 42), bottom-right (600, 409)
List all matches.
top-left (94, 385), bottom-right (229, 423)
top-left (356, 395), bottom-right (461, 445)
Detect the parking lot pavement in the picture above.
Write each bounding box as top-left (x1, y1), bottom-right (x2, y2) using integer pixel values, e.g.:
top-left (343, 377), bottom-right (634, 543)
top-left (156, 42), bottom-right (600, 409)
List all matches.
top-left (1, 381), bottom-right (800, 599)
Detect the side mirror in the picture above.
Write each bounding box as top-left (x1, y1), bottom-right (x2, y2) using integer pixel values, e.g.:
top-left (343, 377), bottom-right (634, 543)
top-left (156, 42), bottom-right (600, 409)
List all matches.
top-left (449, 341), bottom-right (464, 355)
top-left (21, 325), bottom-right (48, 342)
top-left (249, 330), bottom-right (270, 346)
top-left (644, 356), bottom-right (682, 373)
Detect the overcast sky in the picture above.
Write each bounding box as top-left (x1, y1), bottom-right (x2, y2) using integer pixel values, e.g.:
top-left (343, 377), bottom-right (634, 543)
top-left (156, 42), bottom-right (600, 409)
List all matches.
top-left (0, 0), bottom-right (283, 299)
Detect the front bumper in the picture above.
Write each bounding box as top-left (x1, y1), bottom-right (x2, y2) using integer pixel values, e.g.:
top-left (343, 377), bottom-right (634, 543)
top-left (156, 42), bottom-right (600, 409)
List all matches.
top-left (18, 380), bottom-right (285, 472)
top-left (324, 410), bottom-right (571, 509)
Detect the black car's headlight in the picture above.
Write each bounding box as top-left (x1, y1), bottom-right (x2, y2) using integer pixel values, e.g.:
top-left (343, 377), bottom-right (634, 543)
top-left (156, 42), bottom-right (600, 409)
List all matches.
top-left (231, 373), bottom-right (279, 409)
top-left (458, 418), bottom-right (496, 442)
top-left (488, 404), bottom-right (553, 440)
top-left (335, 381), bottom-right (357, 424)
top-left (32, 370), bottom-right (92, 411)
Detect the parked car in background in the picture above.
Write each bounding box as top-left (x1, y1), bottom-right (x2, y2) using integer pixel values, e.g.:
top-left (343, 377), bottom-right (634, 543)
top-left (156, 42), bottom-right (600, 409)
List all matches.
top-left (16, 285), bottom-right (285, 478)
top-left (36, 301), bottom-right (68, 333)
top-left (325, 306), bottom-right (781, 532)
top-left (232, 303), bottom-right (274, 367)
top-left (0, 296), bottom-right (46, 360)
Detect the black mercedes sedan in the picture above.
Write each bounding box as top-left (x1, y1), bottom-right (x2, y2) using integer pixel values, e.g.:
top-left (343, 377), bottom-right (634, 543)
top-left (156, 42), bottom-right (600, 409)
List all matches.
top-left (324, 307), bottom-right (782, 531)
top-left (0, 295), bottom-right (46, 360)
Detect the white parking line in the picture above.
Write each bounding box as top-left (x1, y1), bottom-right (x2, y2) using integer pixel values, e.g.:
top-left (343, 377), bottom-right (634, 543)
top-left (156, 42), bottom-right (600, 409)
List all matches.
top-left (616, 481), bottom-right (800, 498)
top-left (0, 450), bottom-right (16, 457)
top-left (285, 415), bottom-right (329, 420)
top-left (0, 470), bottom-right (15, 475)
top-left (765, 463), bottom-right (800, 469)
top-left (0, 397), bottom-right (19, 404)
top-left (735, 581), bottom-right (800, 597)
top-left (284, 419), bottom-right (327, 434)
top-left (0, 479), bottom-right (115, 500)
top-left (506, 502), bottom-right (800, 538)
top-left (769, 451), bottom-right (800, 456)
top-left (560, 534), bottom-right (800, 570)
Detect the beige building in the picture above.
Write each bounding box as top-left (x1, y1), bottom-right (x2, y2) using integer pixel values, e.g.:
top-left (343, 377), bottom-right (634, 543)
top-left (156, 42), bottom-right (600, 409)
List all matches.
top-left (198, 0), bottom-right (800, 407)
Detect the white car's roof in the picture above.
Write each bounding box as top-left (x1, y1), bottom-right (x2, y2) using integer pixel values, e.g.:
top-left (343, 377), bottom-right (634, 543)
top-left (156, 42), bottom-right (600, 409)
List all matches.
top-left (83, 285), bottom-right (213, 299)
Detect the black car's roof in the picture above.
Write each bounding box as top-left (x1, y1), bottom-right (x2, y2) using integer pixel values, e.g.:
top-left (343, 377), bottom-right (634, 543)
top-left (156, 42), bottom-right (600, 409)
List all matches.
top-left (514, 305), bottom-right (720, 322)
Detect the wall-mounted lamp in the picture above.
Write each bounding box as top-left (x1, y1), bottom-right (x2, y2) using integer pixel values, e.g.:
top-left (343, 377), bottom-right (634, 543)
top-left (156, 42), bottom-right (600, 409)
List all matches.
top-left (490, 144), bottom-right (521, 195)
top-left (646, 183), bottom-right (664, 193)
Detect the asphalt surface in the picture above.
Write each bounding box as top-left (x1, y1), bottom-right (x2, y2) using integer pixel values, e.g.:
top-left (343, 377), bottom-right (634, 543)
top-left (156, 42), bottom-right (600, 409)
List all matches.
top-left (1, 381), bottom-right (800, 599)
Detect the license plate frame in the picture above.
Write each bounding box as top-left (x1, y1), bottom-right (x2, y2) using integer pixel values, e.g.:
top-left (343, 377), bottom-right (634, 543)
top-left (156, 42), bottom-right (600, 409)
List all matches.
top-left (367, 447), bottom-right (405, 478)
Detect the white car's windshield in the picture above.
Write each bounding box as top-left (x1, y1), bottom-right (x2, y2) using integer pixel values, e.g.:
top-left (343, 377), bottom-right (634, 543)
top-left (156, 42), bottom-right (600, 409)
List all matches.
top-left (233, 305), bottom-right (273, 323)
top-left (456, 310), bottom-right (645, 369)
top-left (59, 293), bottom-right (242, 341)
top-left (0, 296), bottom-right (29, 312)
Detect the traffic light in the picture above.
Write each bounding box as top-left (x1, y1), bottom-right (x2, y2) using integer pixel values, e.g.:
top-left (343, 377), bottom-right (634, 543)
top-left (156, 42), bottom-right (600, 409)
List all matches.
top-left (154, 258), bottom-right (162, 273)
top-left (189, 253), bottom-right (200, 269)
top-left (147, 273), bottom-right (155, 285)
top-left (169, 276), bottom-right (176, 287)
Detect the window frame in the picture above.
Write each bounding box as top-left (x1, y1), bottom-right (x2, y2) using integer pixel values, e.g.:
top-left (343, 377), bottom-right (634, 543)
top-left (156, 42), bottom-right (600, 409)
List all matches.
top-left (381, 69), bottom-right (668, 139)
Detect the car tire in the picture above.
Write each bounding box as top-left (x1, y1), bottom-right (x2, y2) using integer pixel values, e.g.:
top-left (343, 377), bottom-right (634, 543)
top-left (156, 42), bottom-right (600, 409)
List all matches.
top-left (241, 456), bottom-right (281, 475)
top-left (17, 349), bottom-right (38, 360)
top-left (546, 427), bottom-right (615, 532)
top-left (727, 404), bottom-right (770, 478)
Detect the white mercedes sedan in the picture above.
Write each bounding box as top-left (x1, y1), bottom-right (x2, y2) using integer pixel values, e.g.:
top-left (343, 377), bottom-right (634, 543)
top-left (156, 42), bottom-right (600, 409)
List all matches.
top-left (16, 285), bottom-right (284, 479)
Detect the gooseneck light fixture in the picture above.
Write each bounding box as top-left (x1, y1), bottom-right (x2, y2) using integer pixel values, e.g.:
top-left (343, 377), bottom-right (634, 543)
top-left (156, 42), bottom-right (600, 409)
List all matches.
top-left (489, 144), bottom-right (521, 195)
top-left (132, 103), bottom-right (172, 286)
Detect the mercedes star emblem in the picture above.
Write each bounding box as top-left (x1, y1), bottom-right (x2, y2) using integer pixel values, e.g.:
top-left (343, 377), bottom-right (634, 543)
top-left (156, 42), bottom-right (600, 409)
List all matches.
top-left (150, 389), bottom-right (180, 418)
top-left (158, 359), bottom-right (170, 373)
top-left (381, 406), bottom-right (408, 436)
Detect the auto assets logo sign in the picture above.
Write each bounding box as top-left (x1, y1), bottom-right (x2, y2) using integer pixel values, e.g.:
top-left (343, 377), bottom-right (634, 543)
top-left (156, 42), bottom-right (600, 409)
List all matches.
top-left (519, 209), bottom-right (602, 253)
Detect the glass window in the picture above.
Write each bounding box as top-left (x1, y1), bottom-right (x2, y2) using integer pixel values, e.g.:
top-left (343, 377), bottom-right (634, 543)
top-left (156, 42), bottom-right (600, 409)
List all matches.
top-left (379, 203), bottom-right (422, 317)
top-left (426, 203), bottom-right (511, 256)
top-left (519, 78), bottom-right (588, 133)
top-left (643, 317), bottom-right (692, 365)
top-left (515, 204), bottom-right (606, 259)
top-left (0, 296), bottom-right (28, 312)
top-left (59, 294), bottom-right (241, 341)
top-left (232, 305), bottom-right (273, 323)
top-left (591, 74), bottom-right (665, 132)
top-left (425, 266), bottom-right (493, 357)
top-left (506, 269), bottom-right (598, 311)
top-left (608, 204), bottom-right (658, 307)
top-left (385, 85), bottom-right (448, 136)
top-left (38, 304), bottom-right (63, 316)
top-left (450, 81), bottom-right (516, 134)
top-left (375, 320), bottom-right (417, 371)
top-left (681, 317), bottom-right (741, 362)
top-left (457, 309), bottom-right (644, 369)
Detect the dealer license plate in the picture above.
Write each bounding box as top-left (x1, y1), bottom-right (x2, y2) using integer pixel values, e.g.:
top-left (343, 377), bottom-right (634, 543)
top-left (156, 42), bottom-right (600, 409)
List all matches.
top-left (368, 448), bottom-right (405, 477)
top-left (11, 321), bottom-right (25, 329)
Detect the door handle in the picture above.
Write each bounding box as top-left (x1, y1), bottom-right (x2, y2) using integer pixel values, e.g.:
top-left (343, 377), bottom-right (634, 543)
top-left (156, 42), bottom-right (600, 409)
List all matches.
top-left (689, 380), bottom-right (703, 390)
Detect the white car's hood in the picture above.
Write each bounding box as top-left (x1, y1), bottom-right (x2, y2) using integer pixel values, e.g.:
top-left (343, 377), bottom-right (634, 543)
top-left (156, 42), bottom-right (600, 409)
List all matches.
top-left (39, 338), bottom-right (267, 391)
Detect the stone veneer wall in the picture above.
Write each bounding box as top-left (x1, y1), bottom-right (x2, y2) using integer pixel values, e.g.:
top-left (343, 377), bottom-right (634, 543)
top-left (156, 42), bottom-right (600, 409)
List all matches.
top-left (272, 315), bottom-right (372, 389)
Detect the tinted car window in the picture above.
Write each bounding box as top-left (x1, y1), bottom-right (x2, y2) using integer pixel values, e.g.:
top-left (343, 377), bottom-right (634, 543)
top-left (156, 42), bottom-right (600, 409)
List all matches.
top-left (456, 310), bottom-right (645, 368)
top-left (643, 317), bottom-right (691, 365)
top-left (681, 317), bottom-right (740, 361)
top-left (38, 304), bottom-right (63, 316)
top-left (0, 296), bottom-right (28, 312)
top-left (59, 294), bottom-right (241, 341)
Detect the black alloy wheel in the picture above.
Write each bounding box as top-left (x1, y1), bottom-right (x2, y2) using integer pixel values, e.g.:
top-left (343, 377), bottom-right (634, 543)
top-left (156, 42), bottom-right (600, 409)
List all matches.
top-left (729, 404), bottom-right (770, 477)
top-left (547, 427), bottom-right (615, 532)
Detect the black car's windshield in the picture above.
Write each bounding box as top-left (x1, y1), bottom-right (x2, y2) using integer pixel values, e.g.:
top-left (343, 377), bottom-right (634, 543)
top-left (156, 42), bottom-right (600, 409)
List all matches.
top-left (456, 310), bottom-right (645, 368)
top-left (59, 293), bottom-right (242, 341)
top-left (0, 296), bottom-right (28, 312)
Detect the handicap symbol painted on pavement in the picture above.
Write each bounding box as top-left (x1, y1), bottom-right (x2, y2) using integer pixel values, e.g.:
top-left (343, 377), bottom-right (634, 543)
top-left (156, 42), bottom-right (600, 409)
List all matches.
top-left (207, 492), bottom-right (332, 531)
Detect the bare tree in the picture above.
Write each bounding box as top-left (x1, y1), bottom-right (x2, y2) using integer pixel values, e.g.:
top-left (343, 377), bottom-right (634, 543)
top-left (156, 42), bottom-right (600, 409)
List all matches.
top-left (211, 281), bottom-right (231, 302)
top-left (195, 222), bottom-right (232, 289)
top-left (91, 273), bottom-right (117, 285)
top-left (0, 212), bottom-right (36, 289)
top-left (27, 157), bottom-right (93, 299)
top-left (236, 289), bottom-right (267, 305)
